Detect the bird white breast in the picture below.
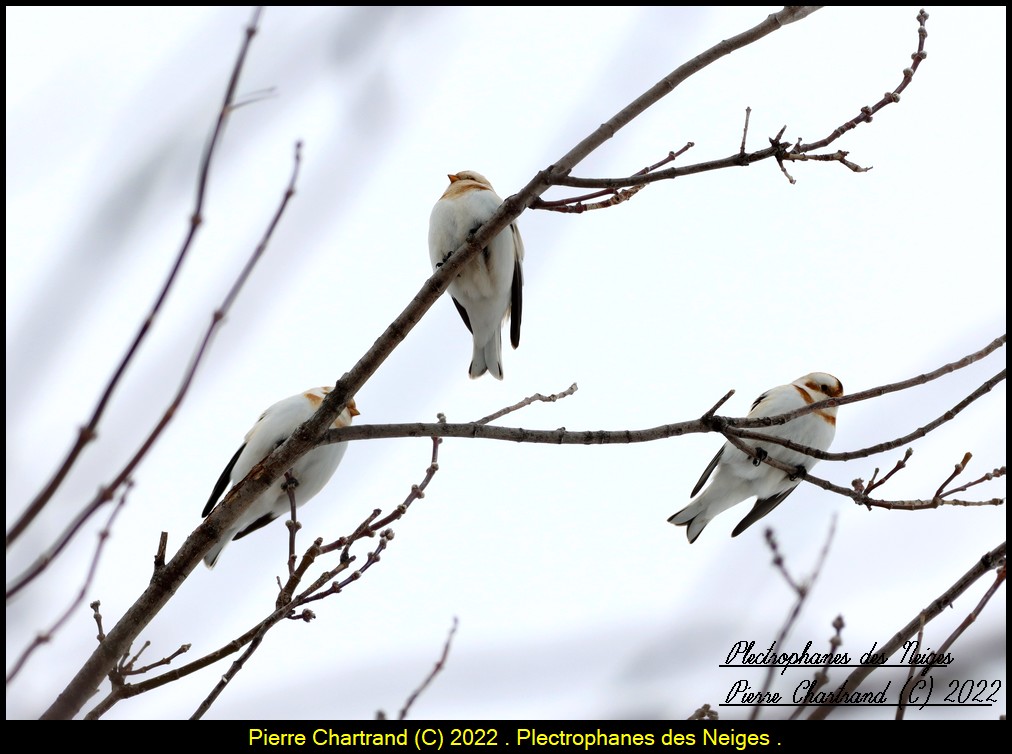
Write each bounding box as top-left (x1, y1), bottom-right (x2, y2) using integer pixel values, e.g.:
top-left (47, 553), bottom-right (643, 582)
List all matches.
top-left (429, 189), bottom-right (515, 332)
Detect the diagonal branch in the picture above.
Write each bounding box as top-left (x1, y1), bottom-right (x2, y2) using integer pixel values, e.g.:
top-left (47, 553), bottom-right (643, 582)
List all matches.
top-left (251, 7), bottom-right (832, 505)
top-left (720, 432), bottom-right (1002, 512)
top-left (398, 617), bottom-right (459, 720)
top-left (795, 9), bottom-right (929, 152)
top-left (6, 483), bottom-right (131, 685)
top-left (6, 140), bottom-right (305, 601)
top-left (54, 8), bottom-right (936, 721)
top-left (84, 431), bottom-right (444, 719)
top-left (750, 521), bottom-right (837, 720)
top-left (6, 7), bottom-right (266, 549)
top-left (550, 9), bottom-right (926, 191)
top-left (806, 540), bottom-right (1006, 720)
top-left (724, 368), bottom-right (1006, 462)
top-left (726, 334), bottom-right (1005, 432)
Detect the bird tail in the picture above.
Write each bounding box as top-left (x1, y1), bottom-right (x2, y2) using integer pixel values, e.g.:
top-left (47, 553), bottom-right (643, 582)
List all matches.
top-left (203, 536), bottom-right (230, 569)
top-left (667, 501), bottom-right (711, 544)
top-left (668, 476), bottom-right (751, 544)
top-left (470, 329), bottom-right (503, 380)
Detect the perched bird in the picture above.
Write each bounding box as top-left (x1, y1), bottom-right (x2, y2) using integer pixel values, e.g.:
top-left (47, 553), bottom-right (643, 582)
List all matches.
top-left (201, 387), bottom-right (360, 568)
top-left (428, 170), bottom-right (524, 380)
top-left (668, 372), bottom-right (843, 543)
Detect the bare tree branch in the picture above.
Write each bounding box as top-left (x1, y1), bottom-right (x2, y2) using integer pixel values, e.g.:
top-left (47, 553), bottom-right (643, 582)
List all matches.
top-left (6, 483), bottom-right (131, 685)
top-left (795, 8), bottom-right (929, 152)
top-left (398, 617), bottom-right (459, 720)
top-left (241, 8), bottom-right (839, 522)
top-left (749, 520), bottom-right (837, 720)
top-left (531, 148), bottom-right (692, 213)
top-left (911, 561), bottom-right (1006, 686)
top-left (788, 615), bottom-right (845, 721)
top-left (859, 448), bottom-right (913, 496)
top-left (806, 540), bottom-right (1006, 720)
top-left (896, 614), bottom-right (927, 720)
top-left (725, 368), bottom-right (1005, 461)
top-left (84, 430), bottom-right (444, 719)
top-left (474, 383), bottom-right (579, 425)
top-left (726, 334), bottom-right (1005, 434)
top-left (6, 140), bottom-right (306, 601)
top-left (6, 7), bottom-right (266, 549)
top-left (41, 8), bottom-right (975, 721)
top-left (551, 8), bottom-right (926, 192)
top-left (720, 431), bottom-right (1002, 512)
top-left (283, 471), bottom-right (301, 579)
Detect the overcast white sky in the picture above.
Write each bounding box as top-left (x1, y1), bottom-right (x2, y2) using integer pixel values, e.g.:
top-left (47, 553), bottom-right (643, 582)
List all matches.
top-left (6, 6), bottom-right (1006, 721)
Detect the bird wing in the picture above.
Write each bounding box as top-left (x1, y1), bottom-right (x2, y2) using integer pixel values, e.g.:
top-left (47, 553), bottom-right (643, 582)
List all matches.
top-left (232, 511), bottom-right (282, 541)
top-left (730, 486), bottom-right (798, 537)
top-left (690, 445), bottom-right (724, 497)
top-left (202, 443), bottom-right (245, 517)
top-left (509, 222), bottom-right (524, 349)
top-left (747, 387), bottom-right (783, 416)
top-left (510, 247), bottom-right (523, 349)
top-left (451, 296), bottom-right (473, 333)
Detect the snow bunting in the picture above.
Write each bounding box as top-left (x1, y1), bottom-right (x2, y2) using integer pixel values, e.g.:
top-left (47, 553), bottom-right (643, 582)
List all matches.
top-left (428, 170), bottom-right (524, 379)
top-left (668, 372), bottom-right (843, 543)
top-left (201, 387), bottom-right (360, 568)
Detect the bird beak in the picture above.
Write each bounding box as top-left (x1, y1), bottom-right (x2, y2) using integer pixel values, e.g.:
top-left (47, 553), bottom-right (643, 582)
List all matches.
top-left (448, 173), bottom-right (460, 183)
top-left (347, 400), bottom-right (361, 417)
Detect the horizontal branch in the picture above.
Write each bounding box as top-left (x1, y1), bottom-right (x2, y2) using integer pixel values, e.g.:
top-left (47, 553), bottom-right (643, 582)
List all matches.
top-left (726, 367), bottom-right (1006, 461)
top-left (719, 433), bottom-right (1003, 512)
top-left (323, 419), bottom-right (701, 445)
top-left (551, 8), bottom-right (928, 192)
top-left (728, 334), bottom-right (1006, 430)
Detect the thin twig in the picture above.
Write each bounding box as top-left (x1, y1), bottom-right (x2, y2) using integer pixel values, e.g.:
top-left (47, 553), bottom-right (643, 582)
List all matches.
top-left (688, 704), bottom-right (719, 720)
top-left (895, 614), bottom-right (926, 720)
top-left (941, 466), bottom-right (1006, 498)
top-left (309, 338), bottom-right (1005, 453)
top-left (92, 601), bottom-right (105, 643)
top-left (52, 9), bottom-right (961, 722)
top-left (721, 367), bottom-right (1006, 462)
top-left (121, 642), bottom-right (151, 676)
top-left (862, 449), bottom-right (913, 495)
top-left (283, 471), bottom-right (300, 579)
top-left (399, 617), bottom-right (459, 720)
top-left (788, 615), bottom-right (845, 720)
top-left (474, 383), bottom-right (579, 425)
top-left (702, 390), bottom-right (735, 421)
top-left (7, 7), bottom-right (266, 549)
top-left (934, 452), bottom-right (972, 499)
top-left (807, 541), bottom-right (1006, 719)
top-left (7, 138), bottom-right (306, 602)
top-left (796, 9), bottom-right (929, 152)
top-left (190, 621), bottom-right (272, 719)
top-left (6, 482), bottom-right (130, 685)
top-left (749, 519), bottom-right (836, 720)
top-left (87, 430), bottom-right (445, 719)
top-left (532, 146), bottom-right (692, 212)
top-left (555, 9), bottom-right (929, 191)
top-left (720, 431), bottom-right (1001, 512)
top-left (153, 532), bottom-right (168, 572)
top-left (125, 645), bottom-right (192, 677)
top-left (916, 561), bottom-right (1006, 678)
